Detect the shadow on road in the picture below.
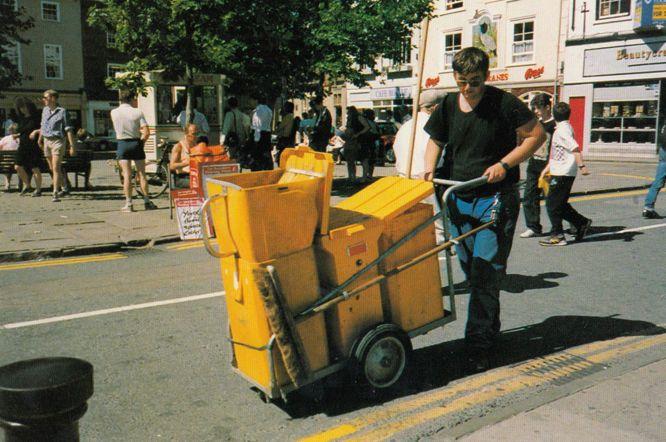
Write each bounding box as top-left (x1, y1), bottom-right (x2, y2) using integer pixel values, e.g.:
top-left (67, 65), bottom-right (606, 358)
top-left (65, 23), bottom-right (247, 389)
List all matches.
top-left (279, 315), bottom-right (664, 417)
top-left (331, 177), bottom-right (377, 198)
top-left (582, 225), bottom-right (644, 243)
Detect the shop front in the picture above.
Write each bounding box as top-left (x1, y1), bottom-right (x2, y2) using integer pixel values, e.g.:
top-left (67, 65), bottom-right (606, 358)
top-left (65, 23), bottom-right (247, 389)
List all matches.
top-left (347, 80), bottom-right (414, 123)
top-left (563, 38), bottom-right (666, 162)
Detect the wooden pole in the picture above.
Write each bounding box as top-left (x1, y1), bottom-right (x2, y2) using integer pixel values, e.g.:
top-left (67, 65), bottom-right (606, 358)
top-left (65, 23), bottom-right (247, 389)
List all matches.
top-left (406, 15), bottom-right (431, 179)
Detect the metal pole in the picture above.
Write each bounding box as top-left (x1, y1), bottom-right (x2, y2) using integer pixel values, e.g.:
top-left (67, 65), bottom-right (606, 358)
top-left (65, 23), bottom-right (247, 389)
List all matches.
top-left (406, 15), bottom-right (431, 179)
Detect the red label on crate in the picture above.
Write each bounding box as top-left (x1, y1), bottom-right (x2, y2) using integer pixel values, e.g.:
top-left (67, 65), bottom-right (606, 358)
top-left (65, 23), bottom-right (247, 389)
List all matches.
top-left (347, 241), bottom-right (367, 257)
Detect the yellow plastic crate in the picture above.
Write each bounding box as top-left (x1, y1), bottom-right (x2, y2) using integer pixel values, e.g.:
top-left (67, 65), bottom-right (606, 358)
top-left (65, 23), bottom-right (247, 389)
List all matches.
top-left (220, 247), bottom-right (329, 389)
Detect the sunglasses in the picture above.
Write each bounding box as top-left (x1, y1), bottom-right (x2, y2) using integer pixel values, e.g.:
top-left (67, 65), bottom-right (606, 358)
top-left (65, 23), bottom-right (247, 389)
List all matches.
top-left (455, 79), bottom-right (483, 88)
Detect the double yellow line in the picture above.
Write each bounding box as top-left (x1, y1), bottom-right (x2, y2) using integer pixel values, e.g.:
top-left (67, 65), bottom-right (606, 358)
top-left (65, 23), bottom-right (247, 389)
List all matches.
top-left (301, 331), bottom-right (666, 441)
top-left (166, 240), bottom-right (204, 251)
top-left (0, 253), bottom-right (127, 271)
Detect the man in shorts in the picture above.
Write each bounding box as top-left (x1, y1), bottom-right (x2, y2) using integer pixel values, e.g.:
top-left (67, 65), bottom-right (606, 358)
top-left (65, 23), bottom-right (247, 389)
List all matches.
top-left (110, 90), bottom-right (157, 212)
top-left (39, 89), bottom-right (76, 202)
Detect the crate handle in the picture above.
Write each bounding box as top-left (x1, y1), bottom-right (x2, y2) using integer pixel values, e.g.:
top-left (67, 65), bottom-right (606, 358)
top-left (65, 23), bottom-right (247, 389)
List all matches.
top-left (200, 193), bottom-right (233, 258)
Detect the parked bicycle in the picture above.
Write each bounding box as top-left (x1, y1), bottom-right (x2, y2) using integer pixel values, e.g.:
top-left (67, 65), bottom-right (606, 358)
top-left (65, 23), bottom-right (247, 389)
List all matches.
top-left (110, 139), bottom-right (175, 198)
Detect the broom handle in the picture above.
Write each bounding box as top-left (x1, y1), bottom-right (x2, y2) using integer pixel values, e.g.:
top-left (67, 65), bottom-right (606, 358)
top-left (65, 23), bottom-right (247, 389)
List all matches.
top-left (406, 16), bottom-right (431, 179)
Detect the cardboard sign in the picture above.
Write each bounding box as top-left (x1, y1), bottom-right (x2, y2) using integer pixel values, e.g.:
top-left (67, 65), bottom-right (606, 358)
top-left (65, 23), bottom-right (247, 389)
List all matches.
top-left (190, 161), bottom-right (240, 196)
top-left (172, 189), bottom-right (205, 240)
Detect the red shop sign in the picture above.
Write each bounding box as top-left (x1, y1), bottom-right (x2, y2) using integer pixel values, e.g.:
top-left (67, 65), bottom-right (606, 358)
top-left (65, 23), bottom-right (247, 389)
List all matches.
top-left (524, 66), bottom-right (545, 80)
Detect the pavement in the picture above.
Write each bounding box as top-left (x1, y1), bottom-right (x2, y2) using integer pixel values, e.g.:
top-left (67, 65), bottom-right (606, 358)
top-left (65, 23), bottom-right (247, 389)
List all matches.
top-left (0, 158), bottom-right (659, 263)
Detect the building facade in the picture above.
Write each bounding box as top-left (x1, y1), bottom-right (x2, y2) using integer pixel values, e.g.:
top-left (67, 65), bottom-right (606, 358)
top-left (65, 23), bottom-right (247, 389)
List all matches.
top-left (562, 0), bottom-right (666, 162)
top-left (1, 0), bottom-right (85, 128)
top-left (421, 0), bottom-right (567, 105)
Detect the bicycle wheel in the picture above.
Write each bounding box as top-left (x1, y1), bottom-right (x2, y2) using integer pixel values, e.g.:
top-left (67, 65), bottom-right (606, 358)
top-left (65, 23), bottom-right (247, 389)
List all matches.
top-left (138, 163), bottom-right (169, 198)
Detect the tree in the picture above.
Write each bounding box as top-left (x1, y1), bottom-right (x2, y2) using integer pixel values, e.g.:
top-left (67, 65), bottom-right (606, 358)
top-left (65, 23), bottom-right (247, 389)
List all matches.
top-left (89, 0), bottom-right (240, 123)
top-left (0, 1), bottom-right (34, 94)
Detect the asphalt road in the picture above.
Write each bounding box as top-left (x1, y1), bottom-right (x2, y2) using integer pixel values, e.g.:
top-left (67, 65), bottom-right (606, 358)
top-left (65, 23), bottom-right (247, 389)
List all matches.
top-left (1, 190), bottom-right (665, 441)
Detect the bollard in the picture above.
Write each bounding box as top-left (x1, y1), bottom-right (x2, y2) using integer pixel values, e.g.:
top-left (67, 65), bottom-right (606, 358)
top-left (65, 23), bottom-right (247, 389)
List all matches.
top-left (0, 358), bottom-right (93, 442)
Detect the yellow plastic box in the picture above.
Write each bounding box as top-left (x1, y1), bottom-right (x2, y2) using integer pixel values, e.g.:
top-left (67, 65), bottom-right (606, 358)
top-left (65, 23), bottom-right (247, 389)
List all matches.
top-left (220, 247), bottom-right (329, 390)
top-left (315, 208), bottom-right (385, 359)
top-left (206, 147), bottom-right (333, 262)
top-left (379, 203), bottom-right (444, 332)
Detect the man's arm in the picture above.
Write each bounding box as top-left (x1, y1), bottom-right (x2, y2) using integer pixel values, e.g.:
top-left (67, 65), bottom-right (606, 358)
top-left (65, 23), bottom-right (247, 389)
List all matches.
top-left (483, 118), bottom-right (546, 183)
top-left (423, 138), bottom-right (444, 182)
top-left (140, 125), bottom-right (150, 143)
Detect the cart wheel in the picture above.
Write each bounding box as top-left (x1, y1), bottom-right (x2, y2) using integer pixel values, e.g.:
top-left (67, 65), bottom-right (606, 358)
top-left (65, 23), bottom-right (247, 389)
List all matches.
top-left (353, 324), bottom-right (411, 389)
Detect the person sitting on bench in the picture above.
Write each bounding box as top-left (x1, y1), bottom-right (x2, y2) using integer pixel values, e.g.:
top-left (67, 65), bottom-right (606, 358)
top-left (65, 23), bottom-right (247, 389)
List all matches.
top-left (169, 123), bottom-right (199, 188)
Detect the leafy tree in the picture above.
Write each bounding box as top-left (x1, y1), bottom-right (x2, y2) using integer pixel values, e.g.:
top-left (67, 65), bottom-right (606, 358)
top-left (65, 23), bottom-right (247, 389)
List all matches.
top-left (0, 1), bottom-right (34, 95)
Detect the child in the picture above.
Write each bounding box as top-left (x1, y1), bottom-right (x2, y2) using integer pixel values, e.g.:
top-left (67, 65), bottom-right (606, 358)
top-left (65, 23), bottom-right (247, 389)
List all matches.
top-left (0, 123), bottom-right (19, 191)
top-left (539, 102), bottom-right (592, 246)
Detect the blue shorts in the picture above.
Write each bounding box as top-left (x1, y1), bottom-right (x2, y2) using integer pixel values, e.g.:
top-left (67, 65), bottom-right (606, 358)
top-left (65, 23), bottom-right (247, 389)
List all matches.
top-left (116, 139), bottom-right (146, 161)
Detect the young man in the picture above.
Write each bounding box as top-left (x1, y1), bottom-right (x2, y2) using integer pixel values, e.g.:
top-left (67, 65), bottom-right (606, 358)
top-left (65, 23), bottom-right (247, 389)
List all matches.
top-left (250, 96), bottom-right (273, 171)
top-left (309, 96), bottom-right (332, 153)
top-left (39, 90), bottom-right (76, 202)
top-left (110, 90), bottom-right (157, 212)
top-left (539, 102), bottom-right (592, 246)
top-left (642, 121), bottom-right (666, 219)
top-left (520, 93), bottom-right (556, 238)
top-left (423, 47), bottom-right (546, 371)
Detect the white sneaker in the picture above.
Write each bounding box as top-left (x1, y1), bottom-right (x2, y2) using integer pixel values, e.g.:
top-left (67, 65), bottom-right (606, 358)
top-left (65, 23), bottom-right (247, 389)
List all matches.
top-left (120, 203), bottom-right (134, 213)
top-left (519, 228), bottom-right (537, 238)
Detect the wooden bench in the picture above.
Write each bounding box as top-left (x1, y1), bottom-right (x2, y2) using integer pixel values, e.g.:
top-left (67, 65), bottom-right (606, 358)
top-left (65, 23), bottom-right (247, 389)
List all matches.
top-left (0, 151), bottom-right (19, 175)
top-left (0, 149), bottom-right (93, 190)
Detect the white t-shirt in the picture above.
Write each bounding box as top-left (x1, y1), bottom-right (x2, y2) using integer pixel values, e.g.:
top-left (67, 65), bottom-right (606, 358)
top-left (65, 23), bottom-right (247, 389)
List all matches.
top-left (0, 135), bottom-right (18, 151)
top-left (110, 104), bottom-right (148, 140)
top-left (549, 120), bottom-right (579, 177)
top-left (252, 104), bottom-right (273, 141)
top-left (393, 111), bottom-right (430, 178)
top-left (177, 109), bottom-right (210, 135)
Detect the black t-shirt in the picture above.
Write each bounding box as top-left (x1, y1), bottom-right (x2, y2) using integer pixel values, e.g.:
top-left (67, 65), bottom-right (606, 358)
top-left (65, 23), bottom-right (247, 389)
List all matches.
top-left (424, 86), bottom-right (535, 196)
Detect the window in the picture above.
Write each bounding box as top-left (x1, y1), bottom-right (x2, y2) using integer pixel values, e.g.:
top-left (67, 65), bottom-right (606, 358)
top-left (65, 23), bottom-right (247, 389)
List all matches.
top-left (44, 44), bottom-right (62, 79)
top-left (4, 41), bottom-right (21, 74)
top-left (106, 32), bottom-right (116, 47)
top-left (41, 1), bottom-right (60, 21)
top-left (597, 0), bottom-right (630, 19)
top-left (107, 63), bottom-right (125, 79)
top-left (446, 0), bottom-right (463, 10)
top-left (512, 21), bottom-right (534, 64)
top-left (1, 0), bottom-right (18, 11)
top-left (443, 32), bottom-right (462, 70)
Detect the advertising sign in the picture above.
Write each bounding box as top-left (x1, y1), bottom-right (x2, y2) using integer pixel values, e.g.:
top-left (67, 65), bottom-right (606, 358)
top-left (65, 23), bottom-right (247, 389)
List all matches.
top-left (190, 162), bottom-right (240, 196)
top-left (634, 0), bottom-right (666, 31)
top-left (172, 189), bottom-right (205, 240)
top-left (583, 41), bottom-right (666, 76)
top-left (472, 15), bottom-right (498, 69)
top-left (369, 86), bottom-right (413, 100)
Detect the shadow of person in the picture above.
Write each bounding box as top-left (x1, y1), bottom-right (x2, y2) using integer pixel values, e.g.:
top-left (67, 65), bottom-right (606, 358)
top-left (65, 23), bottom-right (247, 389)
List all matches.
top-left (501, 272), bottom-right (568, 293)
top-left (580, 225), bottom-right (644, 243)
top-left (278, 315), bottom-right (663, 418)
top-left (331, 177), bottom-right (375, 197)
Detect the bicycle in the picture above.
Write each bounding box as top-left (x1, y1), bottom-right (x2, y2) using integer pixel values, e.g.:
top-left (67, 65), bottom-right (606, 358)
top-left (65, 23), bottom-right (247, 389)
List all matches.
top-left (111, 139), bottom-right (174, 198)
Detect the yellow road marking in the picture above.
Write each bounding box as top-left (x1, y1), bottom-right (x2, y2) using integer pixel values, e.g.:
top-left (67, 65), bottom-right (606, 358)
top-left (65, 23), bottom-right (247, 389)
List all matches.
top-left (166, 240), bottom-right (203, 250)
top-left (348, 333), bottom-right (666, 441)
top-left (598, 172), bottom-right (653, 181)
top-left (299, 332), bottom-right (662, 442)
top-left (568, 189), bottom-right (648, 203)
top-left (0, 253), bottom-right (127, 271)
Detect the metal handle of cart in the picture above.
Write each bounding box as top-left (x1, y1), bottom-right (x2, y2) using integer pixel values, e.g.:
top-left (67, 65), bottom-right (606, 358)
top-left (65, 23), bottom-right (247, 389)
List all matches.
top-left (200, 180), bottom-right (243, 258)
top-left (295, 175), bottom-right (491, 321)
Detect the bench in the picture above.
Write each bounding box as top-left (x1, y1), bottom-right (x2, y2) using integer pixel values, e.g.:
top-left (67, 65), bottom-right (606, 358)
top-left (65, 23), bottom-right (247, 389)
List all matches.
top-left (0, 151), bottom-right (19, 175)
top-left (0, 149), bottom-right (93, 190)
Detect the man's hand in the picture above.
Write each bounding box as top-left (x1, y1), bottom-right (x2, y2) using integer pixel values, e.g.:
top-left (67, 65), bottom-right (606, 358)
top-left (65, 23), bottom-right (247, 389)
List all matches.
top-left (69, 146), bottom-right (76, 157)
top-left (423, 171), bottom-right (434, 182)
top-left (483, 162), bottom-right (507, 183)
top-left (580, 164), bottom-right (591, 176)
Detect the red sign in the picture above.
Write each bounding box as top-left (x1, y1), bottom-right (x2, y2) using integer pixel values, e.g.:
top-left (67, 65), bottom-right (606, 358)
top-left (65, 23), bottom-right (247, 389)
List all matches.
top-left (425, 76), bottom-right (440, 88)
top-left (524, 66), bottom-right (545, 80)
top-left (488, 72), bottom-right (509, 82)
top-left (190, 161), bottom-right (240, 196)
top-left (347, 241), bottom-right (368, 257)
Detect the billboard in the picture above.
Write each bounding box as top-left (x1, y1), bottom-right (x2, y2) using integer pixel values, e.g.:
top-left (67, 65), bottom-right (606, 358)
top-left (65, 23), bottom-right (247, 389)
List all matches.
top-left (472, 15), bottom-right (498, 69)
top-left (634, 0), bottom-right (666, 31)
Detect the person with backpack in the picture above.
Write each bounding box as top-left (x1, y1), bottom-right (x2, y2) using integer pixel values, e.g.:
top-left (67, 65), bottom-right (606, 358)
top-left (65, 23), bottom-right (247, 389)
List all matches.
top-left (221, 97), bottom-right (249, 163)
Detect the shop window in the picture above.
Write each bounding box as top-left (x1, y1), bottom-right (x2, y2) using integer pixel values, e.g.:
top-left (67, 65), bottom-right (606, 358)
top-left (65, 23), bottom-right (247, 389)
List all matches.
top-left (443, 32), bottom-right (462, 71)
top-left (106, 32), bottom-right (116, 47)
top-left (93, 110), bottom-right (112, 136)
top-left (597, 0), bottom-right (630, 19)
top-left (512, 21), bottom-right (534, 64)
top-left (4, 41), bottom-right (21, 74)
top-left (41, 1), bottom-right (60, 22)
top-left (518, 91), bottom-right (553, 107)
top-left (44, 44), bottom-right (62, 79)
top-left (446, 0), bottom-right (463, 11)
top-left (156, 85), bottom-right (219, 126)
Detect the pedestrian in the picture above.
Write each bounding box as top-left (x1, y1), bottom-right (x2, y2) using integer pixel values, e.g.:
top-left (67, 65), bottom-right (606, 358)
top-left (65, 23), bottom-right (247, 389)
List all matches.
top-left (422, 47), bottom-right (546, 371)
top-left (221, 97), bottom-right (250, 162)
top-left (309, 96), bottom-right (332, 153)
top-left (642, 121), bottom-right (666, 219)
top-left (538, 102), bottom-right (592, 246)
top-left (0, 123), bottom-right (19, 191)
top-left (250, 96), bottom-right (273, 171)
top-left (110, 89), bottom-right (157, 212)
top-left (176, 105), bottom-right (209, 142)
top-left (360, 108), bottom-right (380, 182)
top-left (38, 90), bottom-right (76, 202)
top-left (13, 97), bottom-right (43, 196)
top-left (71, 128), bottom-right (93, 190)
top-left (274, 101), bottom-right (295, 165)
top-left (3, 109), bottom-right (17, 135)
top-left (342, 106), bottom-right (368, 184)
top-left (393, 89), bottom-right (447, 243)
top-left (169, 123), bottom-right (198, 188)
top-left (298, 111), bottom-right (314, 145)
top-left (520, 93), bottom-right (556, 238)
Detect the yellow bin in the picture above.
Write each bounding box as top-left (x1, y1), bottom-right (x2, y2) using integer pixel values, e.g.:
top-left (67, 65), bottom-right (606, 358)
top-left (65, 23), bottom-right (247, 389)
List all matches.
top-left (220, 247), bottom-right (329, 389)
top-left (206, 146), bottom-right (333, 262)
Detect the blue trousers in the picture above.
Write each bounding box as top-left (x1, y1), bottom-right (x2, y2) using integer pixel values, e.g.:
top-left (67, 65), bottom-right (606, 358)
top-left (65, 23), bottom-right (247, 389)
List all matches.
top-left (644, 147), bottom-right (666, 210)
top-left (447, 188), bottom-right (520, 349)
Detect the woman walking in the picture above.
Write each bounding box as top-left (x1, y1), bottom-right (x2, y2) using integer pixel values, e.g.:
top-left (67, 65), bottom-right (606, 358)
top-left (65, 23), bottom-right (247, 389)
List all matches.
top-left (13, 97), bottom-right (43, 196)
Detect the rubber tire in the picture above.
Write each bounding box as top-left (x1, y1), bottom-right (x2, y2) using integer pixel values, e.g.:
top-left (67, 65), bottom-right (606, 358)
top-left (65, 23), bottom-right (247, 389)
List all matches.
top-left (136, 164), bottom-right (169, 198)
top-left (352, 324), bottom-right (411, 390)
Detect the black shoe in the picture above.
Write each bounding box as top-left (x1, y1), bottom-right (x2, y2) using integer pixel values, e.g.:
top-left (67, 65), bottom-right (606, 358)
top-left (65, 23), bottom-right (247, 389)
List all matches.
top-left (466, 348), bottom-right (491, 373)
top-left (575, 219), bottom-right (592, 242)
top-left (642, 209), bottom-right (660, 219)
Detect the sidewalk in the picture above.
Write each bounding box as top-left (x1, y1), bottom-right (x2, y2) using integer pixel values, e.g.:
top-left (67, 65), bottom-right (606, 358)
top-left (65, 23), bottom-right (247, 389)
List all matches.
top-left (0, 159), bottom-right (658, 263)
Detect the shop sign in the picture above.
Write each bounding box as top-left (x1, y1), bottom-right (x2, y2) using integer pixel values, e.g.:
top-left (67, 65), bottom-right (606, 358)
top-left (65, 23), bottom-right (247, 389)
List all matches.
top-left (369, 86), bottom-right (412, 100)
top-left (472, 13), bottom-right (499, 69)
top-left (488, 71), bottom-right (509, 82)
top-left (634, 0), bottom-right (666, 31)
top-left (524, 66), bottom-right (545, 80)
top-left (583, 41), bottom-right (666, 76)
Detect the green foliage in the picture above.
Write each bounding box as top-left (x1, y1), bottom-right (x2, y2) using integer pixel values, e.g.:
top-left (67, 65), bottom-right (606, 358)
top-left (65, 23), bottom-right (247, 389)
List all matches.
top-left (104, 59), bottom-right (154, 96)
top-left (0, 2), bottom-right (34, 94)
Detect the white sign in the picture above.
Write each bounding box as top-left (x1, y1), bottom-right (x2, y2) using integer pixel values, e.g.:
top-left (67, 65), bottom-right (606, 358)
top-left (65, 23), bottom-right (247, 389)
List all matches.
top-left (584, 41), bottom-right (666, 76)
top-left (173, 189), bottom-right (205, 240)
top-left (369, 86), bottom-right (413, 100)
